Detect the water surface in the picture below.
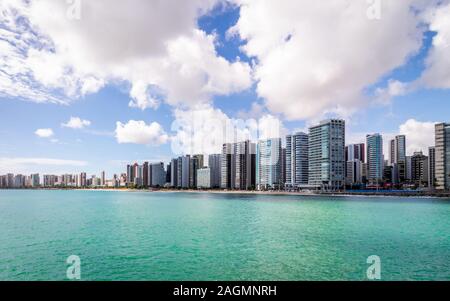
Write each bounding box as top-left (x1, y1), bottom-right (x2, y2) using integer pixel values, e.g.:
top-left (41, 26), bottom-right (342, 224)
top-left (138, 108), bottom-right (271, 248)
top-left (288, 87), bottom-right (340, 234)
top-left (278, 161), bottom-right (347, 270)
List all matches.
top-left (1, 190), bottom-right (449, 280)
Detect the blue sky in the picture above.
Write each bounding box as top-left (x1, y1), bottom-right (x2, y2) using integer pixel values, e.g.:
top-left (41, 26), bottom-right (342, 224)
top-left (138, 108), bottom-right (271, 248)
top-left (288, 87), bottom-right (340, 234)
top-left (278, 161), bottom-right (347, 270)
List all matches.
top-left (1, 0), bottom-right (449, 176)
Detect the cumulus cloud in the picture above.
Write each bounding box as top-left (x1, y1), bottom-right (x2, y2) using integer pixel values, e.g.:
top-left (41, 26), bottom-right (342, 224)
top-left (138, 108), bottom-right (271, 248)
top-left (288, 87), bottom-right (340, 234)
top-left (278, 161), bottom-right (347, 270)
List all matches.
top-left (374, 80), bottom-right (409, 105)
top-left (230, 0), bottom-right (431, 120)
top-left (115, 120), bottom-right (169, 145)
top-left (418, 2), bottom-right (450, 89)
top-left (35, 128), bottom-right (54, 138)
top-left (62, 117), bottom-right (91, 129)
top-left (399, 119), bottom-right (436, 155)
top-left (0, 0), bottom-right (252, 109)
top-left (170, 105), bottom-right (284, 155)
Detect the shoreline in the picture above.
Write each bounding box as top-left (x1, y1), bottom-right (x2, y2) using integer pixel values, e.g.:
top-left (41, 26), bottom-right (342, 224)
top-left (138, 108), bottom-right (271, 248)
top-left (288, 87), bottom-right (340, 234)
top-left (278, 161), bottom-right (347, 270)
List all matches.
top-left (1, 188), bottom-right (450, 199)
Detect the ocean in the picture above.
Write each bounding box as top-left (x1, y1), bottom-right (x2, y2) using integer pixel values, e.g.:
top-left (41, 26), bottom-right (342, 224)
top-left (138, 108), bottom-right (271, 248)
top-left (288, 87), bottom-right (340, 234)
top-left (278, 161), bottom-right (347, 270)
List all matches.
top-left (1, 190), bottom-right (450, 281)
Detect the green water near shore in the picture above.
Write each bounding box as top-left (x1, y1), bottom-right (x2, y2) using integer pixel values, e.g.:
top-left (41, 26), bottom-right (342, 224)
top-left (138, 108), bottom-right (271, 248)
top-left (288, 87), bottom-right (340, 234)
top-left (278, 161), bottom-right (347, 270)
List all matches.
top-left (1, 190), bottom-right (450, 280)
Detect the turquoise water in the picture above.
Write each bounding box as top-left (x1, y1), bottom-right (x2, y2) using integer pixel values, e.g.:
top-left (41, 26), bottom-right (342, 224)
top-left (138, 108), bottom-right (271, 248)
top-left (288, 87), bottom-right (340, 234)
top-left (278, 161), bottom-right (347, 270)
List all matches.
top-left (1, 190), bottom-right (450, 281)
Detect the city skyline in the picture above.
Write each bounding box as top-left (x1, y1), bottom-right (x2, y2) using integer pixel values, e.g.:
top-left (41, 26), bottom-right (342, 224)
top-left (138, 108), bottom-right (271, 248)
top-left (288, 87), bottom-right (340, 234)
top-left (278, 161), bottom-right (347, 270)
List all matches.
top-left (2, 118), bottom-right (449, 192)
top-left (1, 1), bottom-right (450, 177)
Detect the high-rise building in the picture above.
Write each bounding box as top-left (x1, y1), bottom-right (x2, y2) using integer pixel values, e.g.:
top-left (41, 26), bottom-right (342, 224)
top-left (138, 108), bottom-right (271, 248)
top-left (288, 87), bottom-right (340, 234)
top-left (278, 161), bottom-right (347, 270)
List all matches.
top-left (221, 141), bottom-right (256, 190)
top-left (308, 119), bottom-right (345, 191)
top-left (80, 172), bottom-right (87, 187)
top-left (177, 157), bottom-right (183, 188)
top-left (43, 175), bottom-right (57, 187)
top-left (14, 174), bottom-right (25, 188)
top-left (235, 141), bottom-right (256, 190)
top-left (257, 138), bottom-right (282, 190)
top-left (100, 171), bottom-right (105, 187)
top-left (406, 156), bottom-right (412, 181)
top-left (390, 135), bottom-right (407, 183)
top-left (151, 162), bottom-right (166, 187)
top-left (134, 164), bottom-right (144, 187)
top-left (383, 165), bottom-right (393, 184)
top-left (126, 163), bottom-right (139, 186)
top-left (189, 155), bottom-right (204, 188)
top-left (197, 168), bottom-right (211, 189)
top-left (411, 151), bottom-right (428, 187)
top-left (31, 174), bottom-right (40, 187)
top-left (390, 135), bottom-right (406, 164)
top-left (221, 143), bottom-right (234, 189)
top-left (143, 162), bottom-right (149, 187)
top-left (346, 143), bottom-right (365, 163)
top-left (166, 163), bottom-right (171, 184)
top-left (346, 160), bottom-right (362, 186)
top-left (345, 143), bottom-right (365, 186)
top-left (280, 147), bottom-right (286, 185)
top-left (181, 155), bottom-right (190, 188)
top-left (286, 132), bottom-right (309, 188)
top-left (170, 159), bottom-right (178, 187)
top-left (428, 146), bottom-right (436, 189)
top-left (366, 134), bottom-right (384, 185)
top-left (435, 123), bottom-right (450, 190)
top-left (208, 154), bottom-right (222, 188)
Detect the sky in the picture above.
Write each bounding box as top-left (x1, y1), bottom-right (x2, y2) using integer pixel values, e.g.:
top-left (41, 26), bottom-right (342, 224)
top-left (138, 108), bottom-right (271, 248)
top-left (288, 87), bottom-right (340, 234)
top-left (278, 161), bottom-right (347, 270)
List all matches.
top-left (1, 0), bottom-right (450, 176)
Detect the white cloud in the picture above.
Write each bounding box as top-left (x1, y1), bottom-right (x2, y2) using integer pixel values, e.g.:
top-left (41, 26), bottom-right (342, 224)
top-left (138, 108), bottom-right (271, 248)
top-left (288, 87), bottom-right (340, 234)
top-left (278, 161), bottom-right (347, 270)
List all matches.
top-left (236, 102), bottom-right (266, 120)
top-left (374, 80), bottom-right (409, 105)
top-left (418, 2), bottom-right (450, 89)
top-left (115, 120), bottom-right (169, 145)
top-left (258, 114), bottom-right (286, 140)
top-left (35, 128), bottom-right (54, 138)
top-left (62, 117), bottom-right (91, 129)
top-left (399, 119), bottom-right (436, 155)
top-left (230, 0), bottom-right (430, 120)
top-left (0, 157), bottom-right (88, 174)
top-left (0, 0), bottom-right (252, 109)
top-left (170, 105), bottom-right (284, 155)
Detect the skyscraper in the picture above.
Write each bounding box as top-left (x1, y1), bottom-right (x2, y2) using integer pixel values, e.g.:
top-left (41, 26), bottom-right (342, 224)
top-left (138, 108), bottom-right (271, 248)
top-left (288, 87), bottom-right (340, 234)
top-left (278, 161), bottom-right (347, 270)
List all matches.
top-left (177, 157), bottom-right (183, 188)
top-left (428, 146), bottom-right (436, 189)
top-left (170, 158), bottom-right (178, 187)
top-left (257, 138), bottom-right (282, 190)
top-left (411, 151), bottom-right (428, 187)
top-left (435, 123), bottom-right (450, 190)
top-left (366, 134), bottom-right (384, 185)
top-left (345, 143), bottom-right (365, 186)
top-left (151, 162), bottom-right (166, 187)
top-left (181, 155), bottom-right (190, 188)
top-left (390, 135), bottom-right (406, 164)
top-left (221, 141), bottom-right (256, 190)
top-left (31, 174), bottom-right (40, 187)
top-left (208, 154), bottom-right (222, 188)
top-left (346, 143), bottom-right (365, 162)
top-left (280, 147), bottom-right (286, 185)
top-left (390, 135), bottom-right (406, 183)
top-left (308, 119), bottom-right (345, 191)
top-left (143, 162), bottom-right (149, 188)
top-left (235, 141), bottom-right (256, 190)
top-left (189, 155), bottom-right (204, 188)
top-left (166, 163), bottom-right (171, 184)
top-left (286, 132), bottom-right (309, 188)
top-left (221, 143), bottom-right (234, 189)
top-left (100, 171), bottom-right (105, 187)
